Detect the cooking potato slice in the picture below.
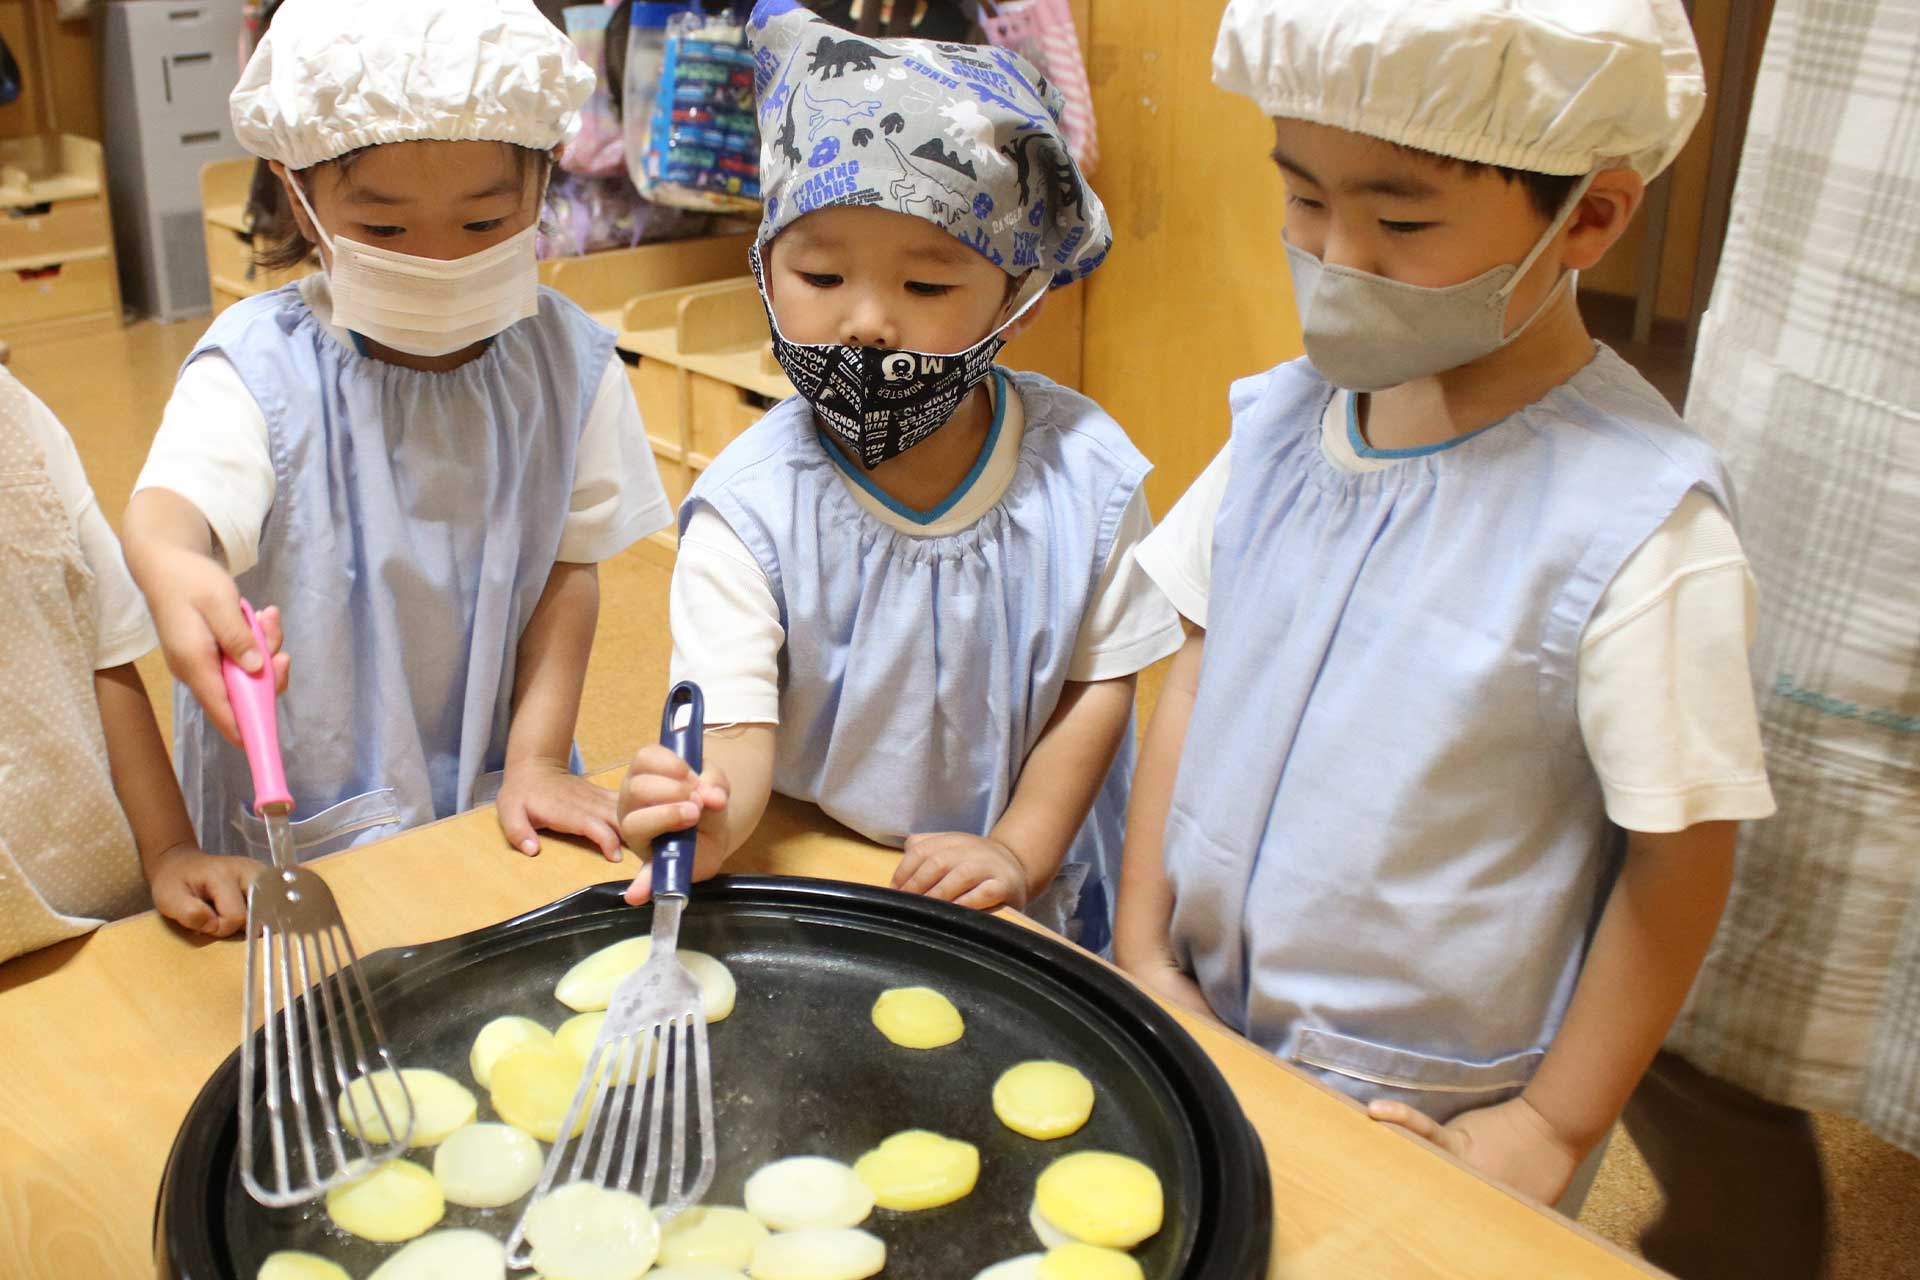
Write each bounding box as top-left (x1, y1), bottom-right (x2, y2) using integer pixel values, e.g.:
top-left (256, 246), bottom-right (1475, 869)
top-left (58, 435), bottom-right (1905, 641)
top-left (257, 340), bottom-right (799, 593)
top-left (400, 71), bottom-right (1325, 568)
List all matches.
top-left (852, 1129), bottom-right (979, 1210)
top-left (553, 939), bottom-right (736, 1021)
top-left (470, 1016), bottom-right (553, 1089)
top-left (257, 1252), bottom-right (349, 1280)
top-left (554, 1011), bottom-right (658, 1084)
top-left (744, 1155), bottom-right (874, 1231)
top-left (973, 1256), bottom-right (1044, 1280)
top-left (490, 1043), bottom-right (590, 1143)
top-left (324, 1159), bottom-right (444, 1243)
top-left (1036, 1244), bottom-right (1145, 1280)
top-left (432, 1122), bottom-right (542, 1208)
top-left (648, 1269), bottom-right (750, 1280)
top-left (524, 1181), bottom-right (660, 1280)
top-left (367, 1228), bottom-right (506, 1280)
top-left (993, 1061), bottom-right (1095, 1140)
top-left (747, 1228), bottom-right (886, 1280)
top-left (1033, 1152), bottom-right (1163, 1250)
top-left (869, 986), bottom-right (963, 1049)
top-left (337, 1068), bottom-right (475, 1148)
top-left (659, 1205), bottom-right (770, 1269)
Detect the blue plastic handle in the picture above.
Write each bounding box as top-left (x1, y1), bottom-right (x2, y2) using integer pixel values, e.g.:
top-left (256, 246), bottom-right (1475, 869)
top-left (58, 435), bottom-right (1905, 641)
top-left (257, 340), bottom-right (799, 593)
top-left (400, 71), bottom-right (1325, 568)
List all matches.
top-left (652, 681), bottom-right (705, 899)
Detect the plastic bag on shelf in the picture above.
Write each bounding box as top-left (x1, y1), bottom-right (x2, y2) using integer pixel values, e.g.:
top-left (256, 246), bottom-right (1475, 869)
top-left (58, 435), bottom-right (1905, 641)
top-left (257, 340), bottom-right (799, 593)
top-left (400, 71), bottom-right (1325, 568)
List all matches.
top-left (559, 5), bottom-right (627, 177)
top-left (629, 9), bottom-right (761, 214)
top-left (979, 0), bottom-right (1097, 173)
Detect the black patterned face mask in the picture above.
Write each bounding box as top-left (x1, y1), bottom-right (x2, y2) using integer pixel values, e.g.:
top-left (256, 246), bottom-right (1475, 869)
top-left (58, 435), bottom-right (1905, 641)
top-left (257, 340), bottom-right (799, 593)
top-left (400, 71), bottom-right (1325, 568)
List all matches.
top-left (752, 243), bottom-right (1033, 470)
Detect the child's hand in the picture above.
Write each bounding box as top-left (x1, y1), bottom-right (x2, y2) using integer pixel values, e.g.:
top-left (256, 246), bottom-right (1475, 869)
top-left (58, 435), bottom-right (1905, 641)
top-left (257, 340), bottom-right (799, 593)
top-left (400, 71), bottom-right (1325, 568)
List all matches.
top-left (147, 549), bottom-right (291, 747)
top-left (1128, 960), bottom-right (1229, 1028)
top-left (148, 843), bottom-right (259, 938)
top-left (496, 758), bottom-right (622, 861)
top-left (892, 832), bottom-right (1031, 911)
top-left (1368, 1094), bottom-right (1585, 1204)
top-left (618, 745), bottom-right (730, 905)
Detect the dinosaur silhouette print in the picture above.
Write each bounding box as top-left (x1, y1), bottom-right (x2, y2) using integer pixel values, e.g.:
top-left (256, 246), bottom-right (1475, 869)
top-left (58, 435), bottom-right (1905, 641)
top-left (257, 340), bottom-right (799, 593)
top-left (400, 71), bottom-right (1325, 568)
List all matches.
top-left (802, 83), bottom-right (883, 147)
top-left (1002, 132), bottom-right (1087, 226)
top-left (808, 35), bottom-right (898, 80)
top-left (911, 137), bottom-right (978, 181)
top-left (884, 136), bottom-right (970, 225)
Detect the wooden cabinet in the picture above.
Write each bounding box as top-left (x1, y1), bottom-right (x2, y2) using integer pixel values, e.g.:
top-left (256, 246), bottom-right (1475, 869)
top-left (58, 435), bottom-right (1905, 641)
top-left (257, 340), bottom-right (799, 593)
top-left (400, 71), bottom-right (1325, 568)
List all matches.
top-left (0, 134), bottom-right (122, 344)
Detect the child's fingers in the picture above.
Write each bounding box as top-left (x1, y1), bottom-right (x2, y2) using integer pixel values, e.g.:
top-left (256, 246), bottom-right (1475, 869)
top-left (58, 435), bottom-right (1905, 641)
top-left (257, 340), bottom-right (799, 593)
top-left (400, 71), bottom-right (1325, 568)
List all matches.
top-left (628, 743), bottom-right (697, 781)
top-left (257, 605), bottom-right (285, 655)
top-left (955, 879), bottom-right (1011, 911)
top-left (182, 658), bottom-right (244, 748)
top-left (618, 801), bottom-right (702, 851)
top-left (623, 863), bottom-right (653, 906)
top-left (202, 594), bottom-right (264, 673)
top-left (271, 651), bottom-right (292, 695)
top-left (895, 853), bottom-right (954, 897)
top-left (206, 866), bottom-right (252, 933)
top-left (618, 762), bottom-right (700, 817)
top-left (1368, 1100), bottom-right (1448, 1146)
top-left (497, 799), bottom-right (541, 857)
top-left (922, 865), bottom-right (983, 903)
top-left (162, 888), bottom-right (215, 934)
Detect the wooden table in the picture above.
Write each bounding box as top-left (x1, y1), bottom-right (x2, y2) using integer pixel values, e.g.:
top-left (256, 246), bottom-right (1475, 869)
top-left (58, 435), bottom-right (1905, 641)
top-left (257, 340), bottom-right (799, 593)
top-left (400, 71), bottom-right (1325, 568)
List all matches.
top-left (0, 783), bottom-right (1661, 1279)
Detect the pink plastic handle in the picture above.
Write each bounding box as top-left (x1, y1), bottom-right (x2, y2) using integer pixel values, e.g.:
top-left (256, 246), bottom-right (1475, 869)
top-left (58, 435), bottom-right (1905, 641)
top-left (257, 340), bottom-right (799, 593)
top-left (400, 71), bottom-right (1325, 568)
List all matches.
top-left (218, 599), bottom-right (292, 814)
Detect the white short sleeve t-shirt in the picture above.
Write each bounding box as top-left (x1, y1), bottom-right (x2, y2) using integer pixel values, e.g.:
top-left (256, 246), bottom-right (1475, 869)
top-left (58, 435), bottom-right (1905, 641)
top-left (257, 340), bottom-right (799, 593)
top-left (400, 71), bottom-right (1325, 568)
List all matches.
top-left (4, 370), bottom-right (156, 668)
top-left (134, 275), bottom-right (672, 574)
top-left (1135, 390), bottom-right (1776, 834)
top-left (670, 376), bottom-right (1186, 726)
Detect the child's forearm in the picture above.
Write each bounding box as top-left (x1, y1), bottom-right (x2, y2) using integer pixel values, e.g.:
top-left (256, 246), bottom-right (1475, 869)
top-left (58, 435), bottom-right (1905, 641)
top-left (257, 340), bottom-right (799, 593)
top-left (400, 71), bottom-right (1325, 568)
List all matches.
top-left (703, 724), bottom-right (776, 857)
top-left (94, 663), bottom-right (199, 871)
top-left (122, 487), bottom-right (216, 585)
top-left (505, 561), bottom-right (600, 767)
top-left (1113, 632), bottom-right (1203, 973)
top-left (1522, 821), bottom-right (1738, 1154)
top-left (991, 675), bottom-right (1136, 900)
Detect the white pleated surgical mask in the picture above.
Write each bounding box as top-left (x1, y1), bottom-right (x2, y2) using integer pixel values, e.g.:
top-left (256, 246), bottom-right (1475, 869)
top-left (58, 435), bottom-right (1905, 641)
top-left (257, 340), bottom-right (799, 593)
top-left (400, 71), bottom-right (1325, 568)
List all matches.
top-left (289, 177), bottom-right (541, 358)
top-left (1286, 173), bottom-right (1595, 392)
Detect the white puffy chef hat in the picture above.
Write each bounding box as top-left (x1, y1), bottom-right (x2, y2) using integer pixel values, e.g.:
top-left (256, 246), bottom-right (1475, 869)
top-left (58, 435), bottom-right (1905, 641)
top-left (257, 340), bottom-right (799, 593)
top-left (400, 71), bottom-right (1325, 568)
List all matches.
top-left (230, 0), bottom-right (596, 170)
top-left (1213, 0), bottom-right (1705, 180)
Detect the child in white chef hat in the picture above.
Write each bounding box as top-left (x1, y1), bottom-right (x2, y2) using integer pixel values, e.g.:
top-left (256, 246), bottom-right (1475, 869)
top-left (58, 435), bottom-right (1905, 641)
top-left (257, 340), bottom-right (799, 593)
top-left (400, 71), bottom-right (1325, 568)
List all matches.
top-left (0, 367), bottom-right (260, 963)
top-left (1115, 0), bottom-right (1776, 1212)
top-left (122, 0), bottom-right (673, 866)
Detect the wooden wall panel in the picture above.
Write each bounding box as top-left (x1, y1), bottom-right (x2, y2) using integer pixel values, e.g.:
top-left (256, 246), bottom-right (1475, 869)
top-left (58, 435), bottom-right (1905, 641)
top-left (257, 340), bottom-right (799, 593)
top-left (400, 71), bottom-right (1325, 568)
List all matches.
top-left (1080, 0), bottom-right (1295, 515)
top-left (0, 0), bottom-right (100, 142)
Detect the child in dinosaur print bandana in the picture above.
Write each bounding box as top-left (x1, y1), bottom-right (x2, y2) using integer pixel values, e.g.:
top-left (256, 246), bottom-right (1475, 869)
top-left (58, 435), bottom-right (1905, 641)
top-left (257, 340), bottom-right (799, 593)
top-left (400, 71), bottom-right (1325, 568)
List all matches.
top-left (615, 2), bottom-right (1174, 958)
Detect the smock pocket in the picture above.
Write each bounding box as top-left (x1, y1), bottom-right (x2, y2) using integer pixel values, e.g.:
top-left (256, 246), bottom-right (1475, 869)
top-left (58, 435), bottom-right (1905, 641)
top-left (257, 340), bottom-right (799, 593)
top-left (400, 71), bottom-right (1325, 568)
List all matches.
top-left (232, 789), bottom-right (402, 862)
top-left (1291, 1027), bottom-right (1544, 1125)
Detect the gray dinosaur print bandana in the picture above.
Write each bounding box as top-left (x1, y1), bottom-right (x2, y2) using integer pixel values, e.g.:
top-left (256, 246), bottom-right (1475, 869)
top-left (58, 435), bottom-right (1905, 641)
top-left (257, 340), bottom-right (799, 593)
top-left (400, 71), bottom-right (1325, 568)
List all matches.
top-left (747, 0), bottom-right (1110, 287)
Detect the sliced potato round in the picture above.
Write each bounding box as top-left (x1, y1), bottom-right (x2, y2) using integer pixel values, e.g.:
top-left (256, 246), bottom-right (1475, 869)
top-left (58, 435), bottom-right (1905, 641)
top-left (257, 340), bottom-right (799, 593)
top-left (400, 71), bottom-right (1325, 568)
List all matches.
top-left (338, 1068), bottom-right (475, 1148)
top-left (367, 1228), bottom-right (506, 1280)
top-left (994, 1061), bottom-right (1096, 1140)
top-left (1036, 1244), bottom-right (1144, 1280)
top-left (490, 1043), bottom-right (589, 1143)
top-left (974, 1256), bottom-right (1044, 1280)
top-left (1033, 1152), bottom-right (1164, 1250)
top-left (470, 1015), bottom-right (553, 1089)
top-left (554, 938), bottom-right (736, 1021)
top-left (647, 1269), bottom-right (750, 1280)
top-left (1030, 1198), bottom-right (1073, 1250)
top-left (659, 1205), bottom-right (770, 1268)
top-left (432, 1121), bottom-right (542, 1208)
top-left (524, 1181), bottom-right (660, 1280)
top-left (744, 1155), bottom-right (874, 1231)
top-left (870, 986), bottom-right (964, 1049)
top-left (554, 1011), bottom-right (657, 1084)
top-left (748, 1228), bottom-right (886, 1280)
top-left (258, 1252), bottom-right (350, 1280)
top-left (324, 1158), bottom-right (444, 1243)
top-left (852, 1129), bottom-right (979, 1210)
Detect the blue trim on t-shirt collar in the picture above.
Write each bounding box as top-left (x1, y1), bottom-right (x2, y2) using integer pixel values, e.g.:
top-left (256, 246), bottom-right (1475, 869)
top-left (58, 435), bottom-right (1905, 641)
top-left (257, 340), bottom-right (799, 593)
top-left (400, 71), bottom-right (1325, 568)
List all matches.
top-left (818, 367), bottom-right (1009, 526)
top-left (1346, 391), bottom-right (1503, 460)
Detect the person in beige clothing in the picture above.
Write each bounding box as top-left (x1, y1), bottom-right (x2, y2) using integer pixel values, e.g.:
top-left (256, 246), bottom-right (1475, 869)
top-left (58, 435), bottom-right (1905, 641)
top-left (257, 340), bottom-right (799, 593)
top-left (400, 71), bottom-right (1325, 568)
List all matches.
top-left (0, 367), bottom-right (260, 963)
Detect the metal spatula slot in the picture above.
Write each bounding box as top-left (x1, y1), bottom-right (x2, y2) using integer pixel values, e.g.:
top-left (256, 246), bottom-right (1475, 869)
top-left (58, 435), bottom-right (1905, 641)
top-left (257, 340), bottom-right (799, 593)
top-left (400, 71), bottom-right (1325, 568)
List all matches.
top-left (507, 681), bottom-right (717, 1264)
top-left (225, 600), bottom-right (413, 1208)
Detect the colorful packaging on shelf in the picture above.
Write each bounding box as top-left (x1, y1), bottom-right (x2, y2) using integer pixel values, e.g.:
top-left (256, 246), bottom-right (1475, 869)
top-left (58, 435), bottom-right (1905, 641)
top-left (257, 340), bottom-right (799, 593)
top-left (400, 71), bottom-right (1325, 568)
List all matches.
top-left (634, 10), bottom-right (762, 214)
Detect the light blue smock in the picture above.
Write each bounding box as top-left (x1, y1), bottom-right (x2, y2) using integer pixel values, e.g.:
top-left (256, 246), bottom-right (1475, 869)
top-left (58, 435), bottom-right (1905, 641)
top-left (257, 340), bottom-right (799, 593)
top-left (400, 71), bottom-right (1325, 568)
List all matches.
top-left (1167, 348), bottom-right (1731, 1120)
top-left (174, 285), bottom-right (612, 860)
top-left (683, 369), bottom-right (1147, 952)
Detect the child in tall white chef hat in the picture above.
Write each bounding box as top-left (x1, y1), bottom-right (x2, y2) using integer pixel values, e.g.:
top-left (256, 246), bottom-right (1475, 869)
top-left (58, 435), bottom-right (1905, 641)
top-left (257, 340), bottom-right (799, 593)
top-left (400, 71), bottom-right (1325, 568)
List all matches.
top-left (1115, 0), bottom-right (1777, 1214)
top-left (123, 0), bottom-right (673, 865)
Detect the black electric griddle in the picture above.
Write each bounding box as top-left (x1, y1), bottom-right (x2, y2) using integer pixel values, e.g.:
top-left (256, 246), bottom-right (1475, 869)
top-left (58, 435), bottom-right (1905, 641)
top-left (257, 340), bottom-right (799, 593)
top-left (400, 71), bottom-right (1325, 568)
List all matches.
top-left (155, 877), bottom-right (1271, 1277)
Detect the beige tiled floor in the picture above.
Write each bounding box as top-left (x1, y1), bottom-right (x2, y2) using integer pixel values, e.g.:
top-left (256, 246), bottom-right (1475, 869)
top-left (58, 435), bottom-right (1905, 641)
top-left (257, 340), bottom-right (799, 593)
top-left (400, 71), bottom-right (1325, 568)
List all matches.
top-left (15, 318), bottom-right (1920, 1277)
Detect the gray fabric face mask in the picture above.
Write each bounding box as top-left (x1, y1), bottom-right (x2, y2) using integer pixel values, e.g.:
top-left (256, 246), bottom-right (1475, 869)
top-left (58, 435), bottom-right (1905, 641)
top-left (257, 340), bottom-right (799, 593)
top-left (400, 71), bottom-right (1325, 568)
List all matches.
top-left (1286, 173), bottom-right (1594, 392)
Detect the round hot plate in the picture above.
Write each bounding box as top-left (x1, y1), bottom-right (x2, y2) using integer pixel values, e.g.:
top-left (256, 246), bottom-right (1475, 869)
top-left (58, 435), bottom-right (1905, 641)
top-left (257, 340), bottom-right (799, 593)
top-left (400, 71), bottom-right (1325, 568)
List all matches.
top-left (156, 876), bottom-right (1270, 1277)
